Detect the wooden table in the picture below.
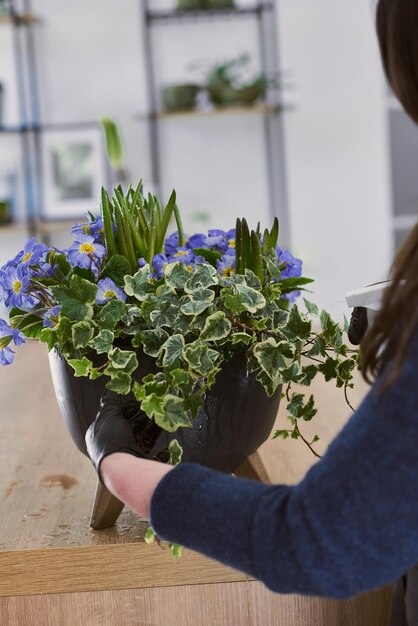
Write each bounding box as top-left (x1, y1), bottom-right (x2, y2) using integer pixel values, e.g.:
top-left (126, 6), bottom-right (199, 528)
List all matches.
top-left (0, 343), bottom-right (392, 625)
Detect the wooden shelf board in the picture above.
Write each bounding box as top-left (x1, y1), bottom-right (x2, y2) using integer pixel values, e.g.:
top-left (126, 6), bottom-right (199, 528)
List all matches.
top-left (0, 13), bottom-right (39, 25)
top-left (147, 3), bottom-right (272, 23)
top-left (136, 103), bottom-right (286, 122)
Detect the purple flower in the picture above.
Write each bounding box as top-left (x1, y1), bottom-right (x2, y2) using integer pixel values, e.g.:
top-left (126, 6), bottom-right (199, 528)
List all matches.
top-left (1, 265), bottom-right (37, 309)
top-left (67, 235), bottom-right (106, 270)
top-left (96, 278), bottom-right (127, 305)
top-left (204, 234), bottom-right (228, 254)
top-left (33, 261), bottom-right (58, 278)
top-left (20, 238), bottom-right (48, 267)
top-left (42, 305), bottom-right (62, 328)
top-left (151, 253), bottom-right (168, 279)
top-left (208, 229), bottom-right (226, 238)
top-left (0, 318), bottom-right (25, 366)
top-left (71, 215), bottom-right (104, 241)
top-left (138, 257), bottom-right (147, 268)
top-left (187, 233), bottom-right (207, 250)
top-left (216, 254), bottom-right (236, 278)
top-left (169, 248), bottom-right (195, 267)
top-left (276, 247), bottom-right (303, 279)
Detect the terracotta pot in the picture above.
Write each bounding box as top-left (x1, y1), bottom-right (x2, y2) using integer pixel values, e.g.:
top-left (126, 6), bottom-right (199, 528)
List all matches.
top-left (49, 349), bottom-right (281, 474)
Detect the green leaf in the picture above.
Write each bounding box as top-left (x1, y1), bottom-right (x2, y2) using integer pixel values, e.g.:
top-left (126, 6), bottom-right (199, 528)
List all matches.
top-left (236, 285), bottom-right (266, 313)
top-left (299, 364), bottom-right (318, 386)
top-left (200, 311), bottom-right (232, 342)
top-left (52, 275), bottom-right (98, 322)
top-left (223, 292), bottom-right (246, 314)
top-left (256, 368), bottom-right (281, 396)
top-left (105, 371), bottom-right (131, 395)
top-left (244, 269), bottom-right (262, 291)
top-left (90, 329), bottom-right (114, 354)
top-left (303, 298), bottom-right (319, 316)
top-left (158, 395), bottom-right (192, 432)
top-left (320, 310), bottom-right (339, 340)
top-left (231, 332), bottom-right (253, 346)
top-left (189, 287), bottom-right (215, 302)
top-left (99, 255), bottom-right (132, 287)
top-left (141, 393), bottom-right (165, 421)
top-left (72, 321), bottom-right (94, 349)
top-left (11, 313), bottom-right (44, 339)
top-left (284, 305), bottom-right (311, 340)
top-left (124, 266), bottom-right (154, 301)
top-left (318, 356), bottom-right (339, 381)
top-left (150, 301), bottom-right (178, 328)
top-left (273, 429), bottom-right (290, 440)
top-left (168, 439), bottom-right (183, 465)
top-left (108, 348), bottom-right (138, 374)
top-left (67, 356), bottom-right (93, 377)
top-left (180, 299), bottom-right (212, 316)
top-left (164, 262), bottom-right (191, 290)
top-left (182, 341), bottom-right (218, 376)
top-left (97, 299), bottom-right (126, 330)
top-left (55, 317), bottom-right (73, 345)
top-left (168, 368), bottom-right (193, 392)
top-left (144, 526), bottom-right (156, 544)
top-left (140, 328), bottom-right (169, 357)
top-left (272, 308), bottom-right (289, 329)
top-left (170, 543), bottom-right (182, 558)
top-left (184, 264), bottom-right (218, 292)
top-left (253, 338), bottom-right (295, 381)
top-left (160, 334), bottom-right (185, 367)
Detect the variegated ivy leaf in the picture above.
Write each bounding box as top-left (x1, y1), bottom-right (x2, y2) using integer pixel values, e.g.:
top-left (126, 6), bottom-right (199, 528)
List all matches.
top-left (231, 332), bottom-right (253, 346)
top-left (272, 308), bottom-right (289, 329)
top-left (182, 340), bottom-right (219, 376)
top-left (105, 371), bottom-right (131, 395)
top-left (71, 321), bottom-right (94, 349)
top-left (243, 269), bottom-right (262, 291)
top-left (67, 356), bottom-right (93, 377)
top-left (189, 287), bottom-right (215, 302)
top-left (180, 299), bottom-right (212, 316)
top-left (303, 298), bottom-right (319, 317)
top-left (200, 311), bottom-right (232, 342)
top-left (159, 395), bottom-right (192, 432)
top-left (283, 305), bottom-right (311, 340)
top-left (184, 264), bottom-right (218, 292)
top-left (108, 347), bottom-right (138, 374)
top-left (90, 329), bottom-right (114, 354)
top-left (141, 392), bottom-right (165, 421)
top-left (236, 284), bottom-right (266, 313)
top-left (160, 334), bottom-right (185, 367)
top-left (253, 338), bottom-right (296, 382)
top-left (164, 262), bottom-right (191, 290)
top-left (97, 299), bottom-right (126, 330)
top-left (168, 439), bottom-right (183, 465)
top-left (150, 301), bottom-right (178, 327)
top-left (256, 368), bottom-right (282, 396)
top-left (287, 393), bottom-right (317, 421)
top-left (140, 328), bottom-right (169, 357)
top-left (124, 265), bottom-right (154, 301)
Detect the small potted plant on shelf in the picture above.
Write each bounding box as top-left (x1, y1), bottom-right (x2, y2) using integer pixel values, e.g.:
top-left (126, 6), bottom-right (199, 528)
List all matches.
top-left (206, 53), bottom-right (270, 107)
top-left (161, 83), bottom-right (201, 112)
top-left (0, 181), bottom-right (358, 466)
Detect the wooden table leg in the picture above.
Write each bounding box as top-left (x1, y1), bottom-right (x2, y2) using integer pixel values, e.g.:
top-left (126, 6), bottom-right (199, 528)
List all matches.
top-left (235, 451), bottom-right (271, 484)
top-left (90, 479), bottom-right (125, 530)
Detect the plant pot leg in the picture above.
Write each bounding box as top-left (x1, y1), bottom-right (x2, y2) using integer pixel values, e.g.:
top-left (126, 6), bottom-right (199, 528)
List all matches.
top-left (90, 478), bottom-right (125, 530)
top-left (235, 451), bottom-right (271, 484)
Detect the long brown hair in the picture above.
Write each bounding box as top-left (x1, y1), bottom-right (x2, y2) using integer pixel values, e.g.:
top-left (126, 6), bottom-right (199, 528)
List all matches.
top-left (361, 0), bottom-right (418, 385)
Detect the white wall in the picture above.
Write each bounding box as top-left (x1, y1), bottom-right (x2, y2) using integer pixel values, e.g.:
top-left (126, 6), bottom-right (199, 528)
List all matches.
top-left (0, 0), bottom-right (394, 319)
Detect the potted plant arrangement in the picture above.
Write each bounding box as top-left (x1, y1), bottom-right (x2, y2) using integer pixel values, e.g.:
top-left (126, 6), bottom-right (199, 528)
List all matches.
top-left (206, 53), bottom-right (270, 107)
top-left (0, 182), bottom-right (358, 543)
top-left (160, 83), bottom-right (201, 113)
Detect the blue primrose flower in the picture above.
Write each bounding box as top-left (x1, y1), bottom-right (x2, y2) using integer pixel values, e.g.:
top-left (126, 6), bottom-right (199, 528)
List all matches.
top-left (67, 235), bottom-right (106, 270)
top-left (164, 232), bottom-right (190, 256)
top-left (19, 237), bottom-right (48, 267)
top-left (217, 254), bottom-right (236, 278)
top-left (204, 233), bottom-right (229, 254)
top-left (96, 278), bottom-right (127, 305)
top-left (169, 248), bottom-right (195, 267)
top-left (151, 253), bottom-right (168, 280)
top-left (71, 215), bottom-right (104, 241)
top-left (186, 233), bottom-right (207, 250)
top-left (0, 265), bottom-right (37, 309)
top-left (0, 319), bottom-right (25, 366)
top-left (138, 257), bottom-right (147, 269)
top-left (276, 247), bottom-right (303, 279)
top-left (42, 305), bottom-right (62, 328)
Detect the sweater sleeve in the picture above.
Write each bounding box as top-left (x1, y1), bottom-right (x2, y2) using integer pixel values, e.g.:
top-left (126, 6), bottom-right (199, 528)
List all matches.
top-left (150, 336), bottom-right (418, 599)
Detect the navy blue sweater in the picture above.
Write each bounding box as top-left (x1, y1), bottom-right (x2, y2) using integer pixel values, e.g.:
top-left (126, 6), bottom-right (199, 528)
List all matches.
top-left (150, 333), bottom-right (418, 599)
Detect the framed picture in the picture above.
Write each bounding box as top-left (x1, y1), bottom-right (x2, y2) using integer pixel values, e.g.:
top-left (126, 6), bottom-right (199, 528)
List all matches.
top-left (40, 126), bottom-right (109, 220)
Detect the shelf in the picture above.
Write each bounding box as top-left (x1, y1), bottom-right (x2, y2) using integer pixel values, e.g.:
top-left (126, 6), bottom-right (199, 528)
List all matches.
top-left (137, 102), bottom-right (288, 121)
top-left (0, 124), bottom-right (41, 134)
top-left (0, 12), bottom-right (39, 26)
top-left (146, 3), bottom-right (272, 23)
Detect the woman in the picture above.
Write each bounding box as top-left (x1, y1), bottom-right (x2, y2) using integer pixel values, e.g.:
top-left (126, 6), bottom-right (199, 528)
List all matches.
top-left (86, 0), bottom-right (418, 622)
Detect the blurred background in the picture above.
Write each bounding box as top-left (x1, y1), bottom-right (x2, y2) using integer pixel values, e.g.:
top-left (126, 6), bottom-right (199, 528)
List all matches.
top-left (0, 0), bottom-right (417, 319)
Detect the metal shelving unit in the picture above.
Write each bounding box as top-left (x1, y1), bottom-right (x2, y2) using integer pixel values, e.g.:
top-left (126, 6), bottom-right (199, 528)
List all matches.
top-left (139, 1), bottom-right (289, 238)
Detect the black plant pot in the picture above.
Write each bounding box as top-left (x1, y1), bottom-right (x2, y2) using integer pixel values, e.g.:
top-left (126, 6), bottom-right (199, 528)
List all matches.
top-left (49, 349), bottom-right (281, 474)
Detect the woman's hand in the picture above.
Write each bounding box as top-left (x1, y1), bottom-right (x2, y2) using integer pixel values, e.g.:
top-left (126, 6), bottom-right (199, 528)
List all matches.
top-left (85, 388), bottom-right (173, 518)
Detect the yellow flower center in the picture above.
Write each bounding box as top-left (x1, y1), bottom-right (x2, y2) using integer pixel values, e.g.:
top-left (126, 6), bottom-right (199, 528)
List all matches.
top-left (104, 290), bottom-right (116, 299)
top-left (228, 239), bottom-right (236, 248)
top-left (186, 265), bottom-right (192, 271)
top-left (222, 267), bottom-right (234, 277)
top-left (13, 280), bottom-right (22, 293)
top-left (22, 252), bottom-right (33, 263)
top-left (174, 250), bottom-right (188, 257)
top-left (79, 242), bottom-right (95, 255)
